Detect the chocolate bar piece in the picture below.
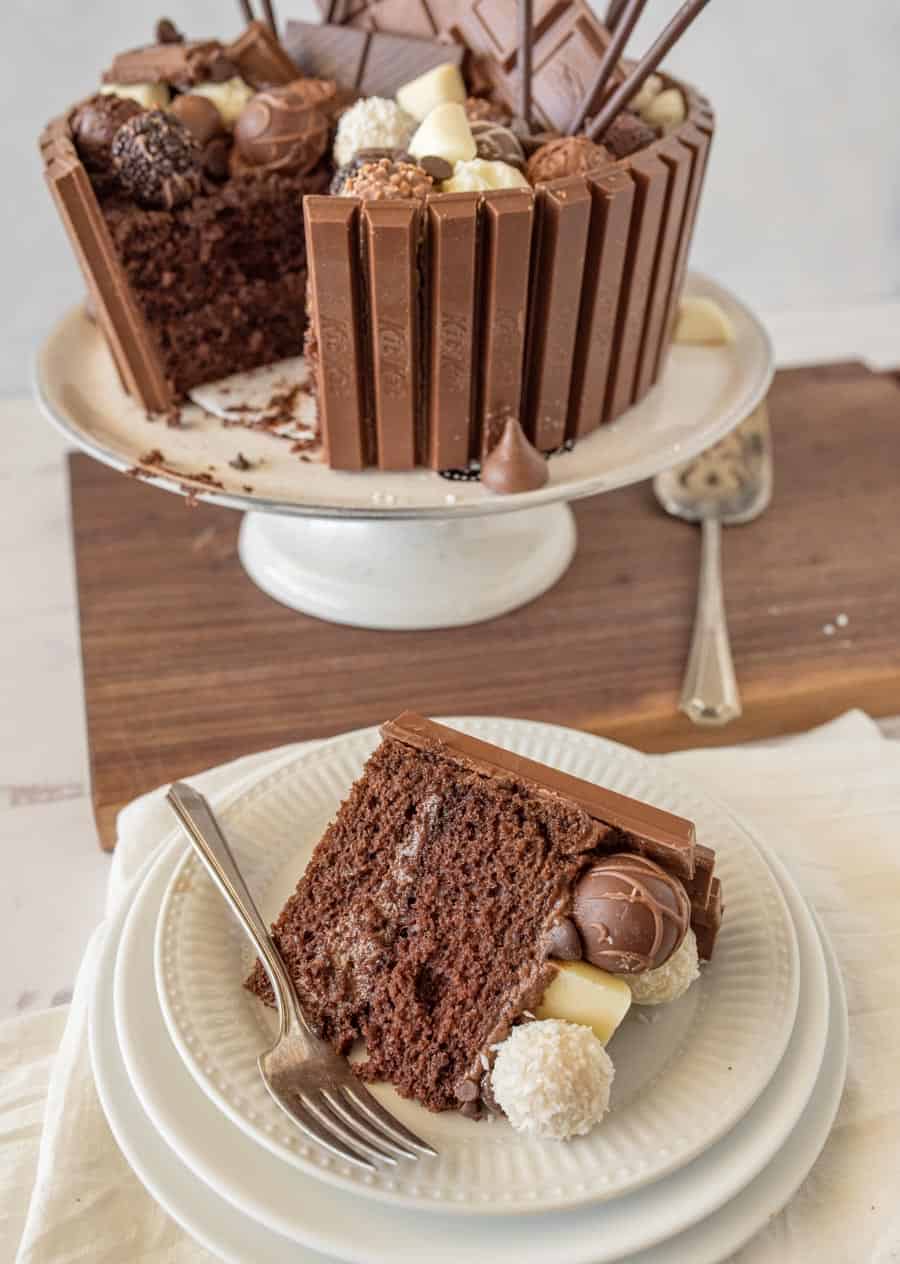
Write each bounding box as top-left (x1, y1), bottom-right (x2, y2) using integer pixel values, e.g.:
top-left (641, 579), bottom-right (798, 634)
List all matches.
top-left (524, 177), bottom-right (592, 452)
top-left (692, 875), bottom-right (722, 960)
top-left (425, 193), bottom-right (479, 470)
top-left (103, 39), bottom-right (227, 88)
top-left (363, 201), bottom-right (420, 470)
top-left (226, 21), bottom-right (299, 87)
top-left (529, 7), bottom-right (618, 133)
top-left (303, 197), bottom-right (370, 470)
top-left (633, 135), bottom-right (693, 401)
top-left (603, 149), bottom-right (669, 422)
top-left (284, 21), bottom-right (464, 98)
top-left (382, 712), bottom-right (697, 879)
top-left (478, 188), bottom-right (534, 455)
top-left (566, 166), bottom-right (633, 440)
top-left (40, 117), bottom-right (170, 413)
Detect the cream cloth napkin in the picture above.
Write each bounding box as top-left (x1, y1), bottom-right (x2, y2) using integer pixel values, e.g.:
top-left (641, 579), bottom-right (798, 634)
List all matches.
top-left (4, 713), bottom-right (899, 1264)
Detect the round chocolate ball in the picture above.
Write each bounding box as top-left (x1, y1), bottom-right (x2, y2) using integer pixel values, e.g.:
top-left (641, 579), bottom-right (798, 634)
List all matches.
top-left (602, 109), bottom-right (658, 160)
top-left (572, 854), bottom-right (690, 975)
top-left (71, 93), bottom-right (142, 172)
top-left (234, 85), bottom-right (329, 176)
top-left (111, 110), bottom-right (202, 209)
top-left (170, 93), bottom-right (224, 145)
top-left (525, 135), bottom-right (611, 185)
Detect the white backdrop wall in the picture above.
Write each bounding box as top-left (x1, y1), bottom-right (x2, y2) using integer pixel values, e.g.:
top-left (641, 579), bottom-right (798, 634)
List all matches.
top-left (3, 0), bottom-right (898, 396)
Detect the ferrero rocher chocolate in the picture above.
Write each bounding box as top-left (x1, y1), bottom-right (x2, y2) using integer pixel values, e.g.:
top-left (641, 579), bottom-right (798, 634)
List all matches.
top-left (572, 854), bottom-right (691, 975)
top-left (234, 85), bottom-right (329, 176)
top-left (526, 135), bottom-right (611, 184)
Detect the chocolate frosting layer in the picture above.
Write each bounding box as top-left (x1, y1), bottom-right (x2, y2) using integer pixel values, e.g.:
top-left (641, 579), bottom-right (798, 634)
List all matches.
top-left (572, 853), bottom-right (690, 974)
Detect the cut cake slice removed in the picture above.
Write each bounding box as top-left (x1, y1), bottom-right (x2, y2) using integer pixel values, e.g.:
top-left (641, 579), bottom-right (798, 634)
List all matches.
top-left (246, 714), bottom-right (711, 1115)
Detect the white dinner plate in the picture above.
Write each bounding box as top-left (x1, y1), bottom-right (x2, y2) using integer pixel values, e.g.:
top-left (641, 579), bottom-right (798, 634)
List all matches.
top-left (153, 719), bottom-right (799, 1214)
top-left (35, 274), bottom-right (772, 520)
top-left (94, 819), bottom-right (840, 1264)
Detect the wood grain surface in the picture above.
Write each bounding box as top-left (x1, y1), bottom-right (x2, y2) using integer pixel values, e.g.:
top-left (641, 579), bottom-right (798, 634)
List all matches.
top-left (70, 362), bottom-right (900, 849)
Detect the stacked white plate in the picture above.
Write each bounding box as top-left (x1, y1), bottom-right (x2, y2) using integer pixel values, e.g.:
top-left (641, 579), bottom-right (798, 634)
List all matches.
top-left (89, 719), bottom-right (847, 1264)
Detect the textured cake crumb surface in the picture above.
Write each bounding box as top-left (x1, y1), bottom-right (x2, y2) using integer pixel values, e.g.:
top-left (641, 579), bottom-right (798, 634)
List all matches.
top-left (627, 927), bottom-right (700, 1006)
top-left (491, 1019), bottom-right (614, 1139)
top-left (246, 736), bottom-right (602, 1112)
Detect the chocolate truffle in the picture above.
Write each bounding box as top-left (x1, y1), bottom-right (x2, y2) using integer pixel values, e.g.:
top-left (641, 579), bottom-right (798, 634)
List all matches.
top-left (526, 135), bottom-right (611, 184)
top-left (339, 156), bottom-right (432, 202)
top-left (464, 95), bottom-right (511, 125)
top-left (111, 109), bottom-right (202, 209)
top-left (481, 414), bottom-right (548, 494)
top-left (602, 109), bottom-right (658, 160)
top-left (170, 92), bottom-right (224, 145)
top-left (328, 147), bottom-right (410, 194)
top-left (234, 86), bottom-right (329, 176)
top-left (70, 93), bottom-right (142, 172)
top-left (470, 119), bottom-right (525, 168)
top-left (572, 854), bottom-right (691, 975)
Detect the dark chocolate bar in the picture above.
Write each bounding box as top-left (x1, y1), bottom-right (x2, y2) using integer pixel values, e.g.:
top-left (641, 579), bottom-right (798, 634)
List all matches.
top-left (284, 21), bottom-right (464, 97)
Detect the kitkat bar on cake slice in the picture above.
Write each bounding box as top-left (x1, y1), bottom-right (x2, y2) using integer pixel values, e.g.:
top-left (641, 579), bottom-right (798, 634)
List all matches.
top-left (362, 201), bottom-right (420, 470)
top-left (478, 187), bottom-right (535, 456)
top-left (303, 197), bottom-right (371, 469)
top-left (603, 149), bottom-right (670, 422)
top-left (693, 876), bottom-right (723, 960)
top-left (523, 177), bottom-right (592, 452)
top-left (566, 167), bottom-right (634, 441)
top-left (382, 712), bottom-right (698, 879)
top-left (283, 21), bottom-right (464, 97)
top-left (425, 193), bottom-right (479, 470)
top-left (39, 117), bottom-right (171, 413)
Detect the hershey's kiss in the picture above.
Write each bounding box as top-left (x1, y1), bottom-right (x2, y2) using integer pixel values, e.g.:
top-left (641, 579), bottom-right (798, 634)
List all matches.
top-left (481, 414), bottom-right (548, 495)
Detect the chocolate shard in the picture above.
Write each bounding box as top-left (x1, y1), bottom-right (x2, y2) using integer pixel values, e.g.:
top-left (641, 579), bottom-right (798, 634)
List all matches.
top-left (226, 20), bottom-right (299, 88)
top-left (362, 201), bottom-right (420, 470)
top-left (284, 21), bottom-right (463, 97)
top-left (566, 166), bottom-right (634, 441)
top-left (381, 712), bottom-right (697, 879)
top-left (633, 134), bottom-right (693, 401)
top-left (303, 196), bottom-right (370, 470)
top-left (523, 176), bottom-right (592, 452)
top-left (425, 192), bottom-right (479, 471)
top-left (103, 39), bottom-right (225, 87)
top-left (603, 149), bottom-right (669, 422)
top-left (40, 116), bottom-right (171, 413)
top-left (478, 187), bottom-right (534, 457)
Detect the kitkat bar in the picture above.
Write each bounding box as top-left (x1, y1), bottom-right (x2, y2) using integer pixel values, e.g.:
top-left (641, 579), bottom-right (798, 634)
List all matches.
top-left (382, 712), bottom-right (697, 879)
top-left (283, 21), bottom-right (464, 97)
top-left (693, 876), bottom-right (723, 960)
top-left (684, 842), bottom-right (715, 913)
top-left (425, 193), bottom-right (479, 470)
top-left (103, 39), bottom-right (221, 85)
top-left (362, 201), bottom-right (420, 470)
top-left (603, 150), bottom-right (670, 421)
top-left (303, 197), bottom-right (370, 470)
top-left (524, 177), bottom-right (592, 452)
top-left (226, 20), bottom-right (299, 86)
top-left (566, 166), bottom-right (634, 440)
top-left (478, 188), bottom-right (535, 456)
top-left (633, 135), bottom-right (693, 400)
top-left (40, 117), bottom-right (171, 413)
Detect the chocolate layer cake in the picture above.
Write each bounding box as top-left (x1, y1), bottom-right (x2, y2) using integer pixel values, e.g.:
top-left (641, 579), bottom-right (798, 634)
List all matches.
top-left (247, 714), bottom-right (722, 1120)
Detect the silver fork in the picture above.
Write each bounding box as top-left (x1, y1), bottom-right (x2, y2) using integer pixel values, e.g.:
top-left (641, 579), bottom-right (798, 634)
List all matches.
top-left (166, 781), bottom-right (437, 1173)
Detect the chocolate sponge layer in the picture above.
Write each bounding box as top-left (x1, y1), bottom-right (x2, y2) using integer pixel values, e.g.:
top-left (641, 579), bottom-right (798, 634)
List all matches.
top-left (246, 734), bottom-right (602, 1112)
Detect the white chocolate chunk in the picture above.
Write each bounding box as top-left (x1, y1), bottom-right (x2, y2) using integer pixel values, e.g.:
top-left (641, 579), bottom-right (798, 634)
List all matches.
top-left (442, 157), bottom-right (529, 193)
top-left (100, 81), bottom-right (170, 110)
top-left (535, 960), bottom-right (632, 1045)
top-left (397, 62), bottom-right (466, 121)
top-left (189, 76), bottom-right (255, 128)
top-left (641, 87), bottom-right (687, 132)
top-left (409, 102), bottom-right (476, 165)
top-left (673, 295), bottom-right (736, 346)
top-left (630, 72), bottom-right (663, 114)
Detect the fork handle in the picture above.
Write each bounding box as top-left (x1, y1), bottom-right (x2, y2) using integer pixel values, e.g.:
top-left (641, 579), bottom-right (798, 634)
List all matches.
top-left (167, 782), bottom-right (305, 1040)
top-left (680, 518), bottom-right (743, 726)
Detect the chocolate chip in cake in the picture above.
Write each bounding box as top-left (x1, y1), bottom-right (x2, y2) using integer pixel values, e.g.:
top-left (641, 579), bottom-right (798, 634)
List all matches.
top-left (111, 109), bottom-right (202, 208)
top-left (418, 154), bottom-right (453, 182)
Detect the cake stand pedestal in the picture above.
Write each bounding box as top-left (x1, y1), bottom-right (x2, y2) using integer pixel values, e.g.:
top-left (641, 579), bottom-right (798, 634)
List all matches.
top-left (35, 274), bottom-right (772, 631)
top-left (239, 504), bottom-right (576, 629)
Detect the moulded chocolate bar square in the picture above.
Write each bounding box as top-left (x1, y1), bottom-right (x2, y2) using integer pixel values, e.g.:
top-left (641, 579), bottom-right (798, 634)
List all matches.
top-left (226, 21), bottom-right (299, 87)
top-left (284, 21), bottom-right (369, 88)
top-left (530, 8), bottom-right (617, 133)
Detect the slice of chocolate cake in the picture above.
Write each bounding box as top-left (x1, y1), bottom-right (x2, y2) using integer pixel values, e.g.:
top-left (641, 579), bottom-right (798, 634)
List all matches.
top-left (248, 714), bottom-right (722, 1121)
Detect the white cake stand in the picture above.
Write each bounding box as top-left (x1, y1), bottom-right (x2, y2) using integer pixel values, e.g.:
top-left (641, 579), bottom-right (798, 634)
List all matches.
top-left (34, 273), bottom-right (772, 630)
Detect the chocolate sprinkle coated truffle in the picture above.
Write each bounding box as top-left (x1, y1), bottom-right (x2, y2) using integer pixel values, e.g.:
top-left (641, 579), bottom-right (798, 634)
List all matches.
top-left (71, 93), bottom-right (142, 172)
top-left (526, 135), bottom-right (611, 185)
top-left (234, 87), bottom-right (329, 176)
top-left (111, 109), bottom-right (202, 209)
top-left (602, 109), bottom-right (658, 160)
top-left (339, 157), bottom-right (432, 202)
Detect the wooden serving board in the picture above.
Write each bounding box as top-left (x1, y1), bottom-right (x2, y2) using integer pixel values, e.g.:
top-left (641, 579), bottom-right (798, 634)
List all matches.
top-left (70, 362), bottom-right (900, 849)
